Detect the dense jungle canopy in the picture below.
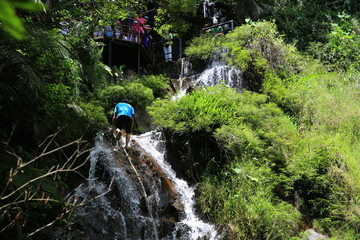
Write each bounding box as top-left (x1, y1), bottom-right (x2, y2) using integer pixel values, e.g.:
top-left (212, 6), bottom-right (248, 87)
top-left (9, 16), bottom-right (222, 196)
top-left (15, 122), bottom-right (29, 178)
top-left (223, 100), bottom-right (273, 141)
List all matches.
top-left (1, 0), bottom-right (360, 239)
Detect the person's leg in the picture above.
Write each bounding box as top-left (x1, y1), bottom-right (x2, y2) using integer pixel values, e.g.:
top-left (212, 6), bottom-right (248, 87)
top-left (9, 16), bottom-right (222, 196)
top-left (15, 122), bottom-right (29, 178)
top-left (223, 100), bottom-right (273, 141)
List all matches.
top-left (124, 116), bottom-right (132, 149)
top-left (168, 45), bottom-right (172, 61)
top-left (115, 116), bottom-right (126, 143)
top-left (163, 46), bottom-right (168, 61)
top-left (125, 133), bottom-right (130, 149)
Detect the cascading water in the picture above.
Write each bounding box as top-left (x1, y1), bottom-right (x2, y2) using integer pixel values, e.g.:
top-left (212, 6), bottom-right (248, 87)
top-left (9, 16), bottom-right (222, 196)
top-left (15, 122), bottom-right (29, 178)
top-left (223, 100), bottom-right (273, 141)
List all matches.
top-left (70, 133), bottom-right (160, 240)
top-left (195, 61), bottom-right (243, 90)
top-left (179, 57), bottom-right (194, 79)
top-left (203, 0), bottom-right (214, 18)
top-left (61, 35), bottom-right (244, 240)
top-left (202, 0), bottom-right (227, 23)
top-left (133, 131), bottom-right (223, 240)
top-left (60, 131), bottom-right (223, 240)
top-left (173, 57), bottom-right (244, 95)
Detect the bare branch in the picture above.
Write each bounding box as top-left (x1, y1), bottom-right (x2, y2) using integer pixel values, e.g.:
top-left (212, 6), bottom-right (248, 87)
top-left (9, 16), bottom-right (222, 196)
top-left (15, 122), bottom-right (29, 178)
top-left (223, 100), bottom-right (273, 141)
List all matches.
top-left (0, 160), bottom-right (89, 201)
top-left (0, 129), bottom-right (103, 237)
top-left (27, 212), bottom-right (65, 237)
top-left (20, 138), bottom-right (86, 169)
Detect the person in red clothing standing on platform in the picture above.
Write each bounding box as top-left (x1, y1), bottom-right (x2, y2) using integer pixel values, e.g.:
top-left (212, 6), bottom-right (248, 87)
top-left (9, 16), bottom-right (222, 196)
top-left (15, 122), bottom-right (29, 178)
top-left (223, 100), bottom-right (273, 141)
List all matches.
top-left (134, 11), bottom-right (147, 29)
top-left (131, 11), bottom-right (145, 43)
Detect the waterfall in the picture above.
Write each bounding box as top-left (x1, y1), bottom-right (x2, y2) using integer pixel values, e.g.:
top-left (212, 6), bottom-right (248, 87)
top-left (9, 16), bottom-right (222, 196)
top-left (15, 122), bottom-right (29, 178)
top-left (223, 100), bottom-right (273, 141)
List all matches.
top-left (58, 41), bottom-right (244, 240)
top-left (179, 57), bottom-right (194, 79)
top-left (202, 0), bottom-right (224, 21)
top-left (57, 131), bottom-right (223, 240)
top-left (195, 61), bottom-right (243, 90)
top-left (71, 133), bottom-right (160, 240)
top-left (203, 0), bottom-right (212, 18)
top-left (174, 57), bottom-right (244, 96)
top-left (133, 131), bottom-right (222, 240)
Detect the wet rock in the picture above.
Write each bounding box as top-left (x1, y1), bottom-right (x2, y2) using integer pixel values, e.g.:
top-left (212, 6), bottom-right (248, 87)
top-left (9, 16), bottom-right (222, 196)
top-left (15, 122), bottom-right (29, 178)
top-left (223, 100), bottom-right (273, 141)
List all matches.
top-left (60, 134), bottom-right (185, 239)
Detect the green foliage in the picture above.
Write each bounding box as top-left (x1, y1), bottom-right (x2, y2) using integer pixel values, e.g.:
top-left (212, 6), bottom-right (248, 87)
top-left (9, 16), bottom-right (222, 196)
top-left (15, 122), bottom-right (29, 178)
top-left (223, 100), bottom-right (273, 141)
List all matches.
top-left (64, 21), bottom-right (108, 90)
top-left (97, 74), bottom-right (169, 117)
top-left (153, 0), bottom-right (198, 35)
top-left (97, 82), bottom-right (155, 116)
top-left (72, 101), bottom-right (109, 136)
top-left (200, 160), bottom-right (301, 239)
top-left (307, 13), bottom-right (360, 71)
top-left (42, 83), bottom-right (71, 116)
top-left (0, 0), bottom-right (45, 40)
top-left (148, 85), bottom-right (238, 132)
top-left (184, 34), bottom-right (223, 62)
top-left (268, 0), bottom-right (360, 50)
top-left (260, 53), bottom-right (360, 238)
top-left (56, 0), bottom-right (199, 37)
top-left (55, 0), bottom-right (146, 23)
top-left (149, 85), bottom-right (302, 237)
top-left (78, 101), bottom-right (108, 127)
top-left (150, 41), bottom-right (360, 238)
top-left (133, 74), bottom-right (169, 98)
top-left (224, 20), bottom-right (302, 76)
top-left (1, 1), bottom-right (360, 239)
top-left (270, 1), bottom-right (331, 50)
top-left (0, 9), bottom-right (110, 238)
top-left (185, 20), bottom-right (306, 92)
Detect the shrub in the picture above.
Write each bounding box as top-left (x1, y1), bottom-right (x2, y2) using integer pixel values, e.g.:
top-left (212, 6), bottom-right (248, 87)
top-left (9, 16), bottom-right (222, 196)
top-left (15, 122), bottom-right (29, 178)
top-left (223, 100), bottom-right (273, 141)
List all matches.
top-left (149, 76), bottom-right (360, 238)
top-left (97, 82), bottom-right (154, 115)
top-left (307, 13), bottom-right (360, 72)
top-left (262, 55), bottom-right (360, 238)
top-left (184, 33), bottom-right (223, 62)
top-left (223, 20), bottom-right (303, 77)
top-left (42, 83), bottom-right (71, 116)
top-left (148, 85), bottom-right (238, 132)
top-left (133, 74), bottom-right (169, 98)
top-left (77, 101), bottom-right (108, 134)
top-left (200, 159), bottom-right (301, 239)
top-left (184, 20), bottom-right (306, 92)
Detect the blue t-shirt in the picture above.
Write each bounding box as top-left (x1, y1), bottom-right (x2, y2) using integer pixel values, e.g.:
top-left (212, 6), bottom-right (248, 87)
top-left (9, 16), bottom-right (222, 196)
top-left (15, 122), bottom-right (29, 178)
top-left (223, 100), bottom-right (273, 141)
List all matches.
top-left (114, 102), bottom-right (135, 119)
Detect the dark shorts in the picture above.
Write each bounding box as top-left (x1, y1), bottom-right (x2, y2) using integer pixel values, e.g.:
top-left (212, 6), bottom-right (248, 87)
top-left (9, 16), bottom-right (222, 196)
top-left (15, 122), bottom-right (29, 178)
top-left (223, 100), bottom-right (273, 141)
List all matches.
top-left (115, 115), bottom-right (132, 133)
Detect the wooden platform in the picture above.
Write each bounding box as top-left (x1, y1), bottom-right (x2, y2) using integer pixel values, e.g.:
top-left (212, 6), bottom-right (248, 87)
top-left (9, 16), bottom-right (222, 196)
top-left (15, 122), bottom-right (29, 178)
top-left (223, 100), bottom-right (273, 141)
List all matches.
top-left (97, 38), bottom-right (152, 73)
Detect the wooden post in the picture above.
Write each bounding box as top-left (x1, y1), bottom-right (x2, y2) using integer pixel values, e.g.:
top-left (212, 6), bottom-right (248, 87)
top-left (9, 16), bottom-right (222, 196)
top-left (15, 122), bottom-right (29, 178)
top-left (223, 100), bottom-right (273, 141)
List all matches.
top-left (179, 38), bottom-right (183, 59)
top-left (108, 40), bottom-right (112, 67)
top-left (137, 47), bottom-right (141, 74)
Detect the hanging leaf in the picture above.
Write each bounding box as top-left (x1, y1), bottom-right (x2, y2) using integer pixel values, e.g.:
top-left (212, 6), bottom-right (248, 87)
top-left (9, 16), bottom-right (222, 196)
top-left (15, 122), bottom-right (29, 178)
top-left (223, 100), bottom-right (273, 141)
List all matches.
top-left (11, 0), bottom-right (45, 11)
top-left (0, 0), bottom-right (45, 40)
top-left (0, 0), bottom-right (25, 40)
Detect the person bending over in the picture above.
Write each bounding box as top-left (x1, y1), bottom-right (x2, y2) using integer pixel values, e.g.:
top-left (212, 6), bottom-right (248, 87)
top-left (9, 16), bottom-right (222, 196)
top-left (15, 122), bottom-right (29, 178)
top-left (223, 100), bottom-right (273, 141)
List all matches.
top-left (112, 99), bottom-right (135, 149)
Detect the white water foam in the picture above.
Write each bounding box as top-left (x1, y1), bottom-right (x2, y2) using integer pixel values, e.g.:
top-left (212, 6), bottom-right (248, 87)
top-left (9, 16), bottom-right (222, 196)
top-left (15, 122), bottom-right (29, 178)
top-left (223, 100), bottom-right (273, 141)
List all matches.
top-left (133, 131), bottom-right (222, 240)
top-left (195, 61), bottom-right (243, 90)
